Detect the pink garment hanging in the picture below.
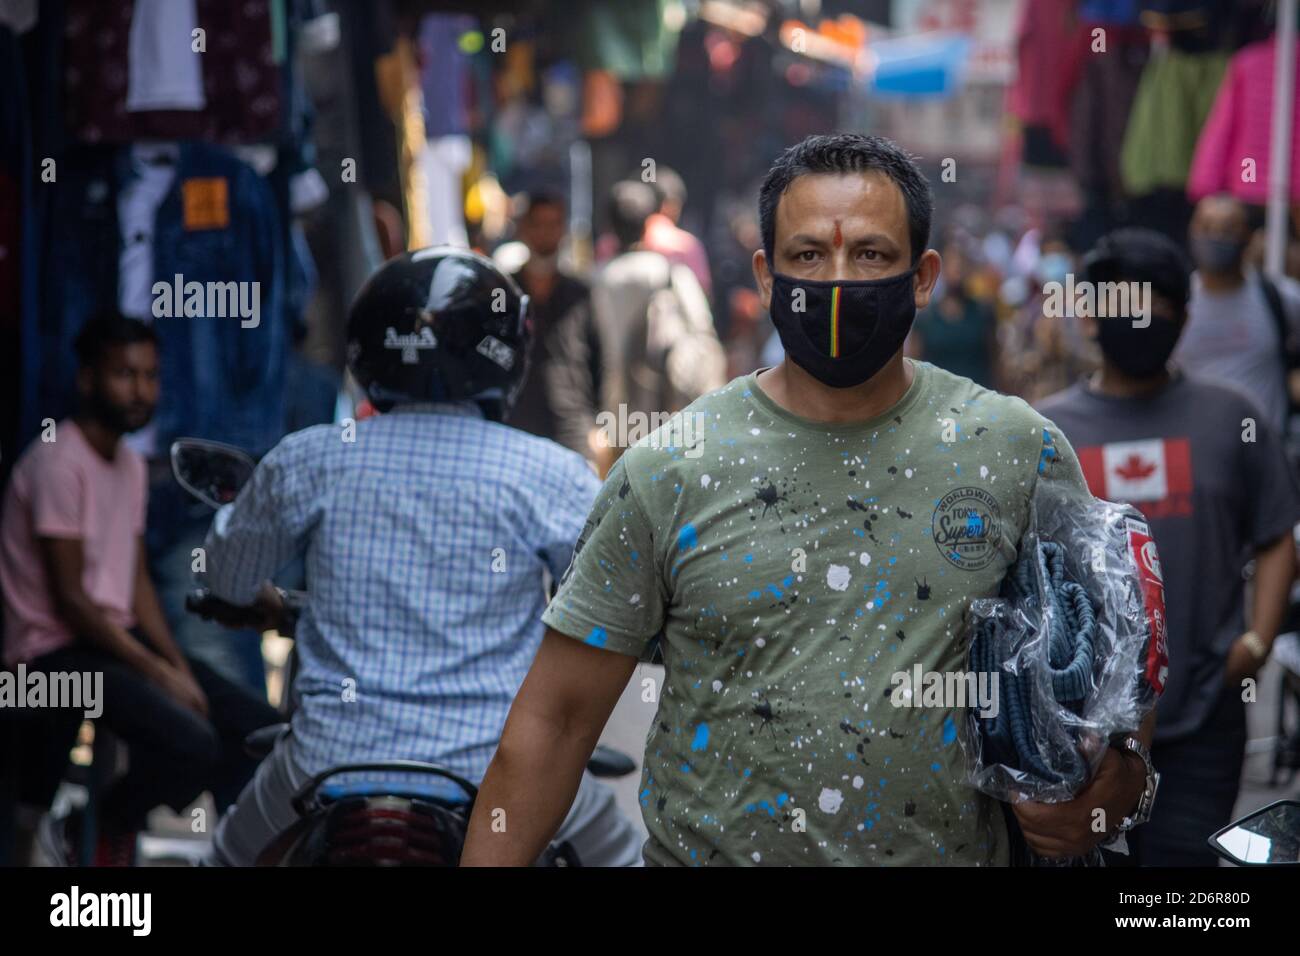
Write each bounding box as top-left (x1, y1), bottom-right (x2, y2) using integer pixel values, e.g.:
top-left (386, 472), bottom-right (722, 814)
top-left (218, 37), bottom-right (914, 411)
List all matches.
top-left (1188, 36), bottom-right (1300, 205)
top-left (1007, 0), bottom-right (1089, 153)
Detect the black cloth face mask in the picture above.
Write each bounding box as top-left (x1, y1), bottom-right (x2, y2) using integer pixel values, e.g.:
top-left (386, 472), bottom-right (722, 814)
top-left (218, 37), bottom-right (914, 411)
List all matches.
top-left (1190, 237), bottom-right (1245, 274)
top-left (1095, 315), bottom-right (1183, 378)
top-left (768, 268), bottom-right (918, 388)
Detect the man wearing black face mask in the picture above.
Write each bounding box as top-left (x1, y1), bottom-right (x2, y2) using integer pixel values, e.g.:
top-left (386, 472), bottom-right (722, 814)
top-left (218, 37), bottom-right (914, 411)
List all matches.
top-left (1039, 228), bottom-right (1300, 866)
top-left (463, 134), bottom-right (1153, 867)
top-left (1175, 194), bottom-right (1300, 437)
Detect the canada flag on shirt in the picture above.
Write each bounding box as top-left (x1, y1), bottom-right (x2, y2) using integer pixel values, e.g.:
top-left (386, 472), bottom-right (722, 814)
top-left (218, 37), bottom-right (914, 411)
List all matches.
top-left (1076, 438), bottom-right (1194, 519)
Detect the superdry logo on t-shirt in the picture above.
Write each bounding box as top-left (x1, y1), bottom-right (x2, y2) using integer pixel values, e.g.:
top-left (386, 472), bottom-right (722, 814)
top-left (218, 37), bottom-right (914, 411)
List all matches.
top-left (1076, 437), bottom-right (1193, 518)
top-left (932, 486), bottom-right (1002, 570)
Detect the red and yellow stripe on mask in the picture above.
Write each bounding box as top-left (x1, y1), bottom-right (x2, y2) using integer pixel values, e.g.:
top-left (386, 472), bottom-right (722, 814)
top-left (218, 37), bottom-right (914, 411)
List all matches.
top-left (829, 285), bottom-right (841, 357)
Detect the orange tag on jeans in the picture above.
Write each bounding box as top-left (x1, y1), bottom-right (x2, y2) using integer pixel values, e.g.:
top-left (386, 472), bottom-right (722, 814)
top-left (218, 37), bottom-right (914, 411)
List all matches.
top-left (182, 177), bottom-right (230, 231)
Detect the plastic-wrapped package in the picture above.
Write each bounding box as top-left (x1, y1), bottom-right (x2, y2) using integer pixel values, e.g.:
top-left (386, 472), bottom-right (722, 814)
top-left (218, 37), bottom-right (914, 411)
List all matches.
top-left (963, 477), bottom-right (1167, 804)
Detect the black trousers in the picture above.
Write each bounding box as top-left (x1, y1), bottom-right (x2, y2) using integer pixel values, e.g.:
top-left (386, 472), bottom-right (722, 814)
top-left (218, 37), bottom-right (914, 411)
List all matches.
top-left (1126, 686), bottom-right (1248, 867)
top-left (8, 643), bottom-right (280, 832)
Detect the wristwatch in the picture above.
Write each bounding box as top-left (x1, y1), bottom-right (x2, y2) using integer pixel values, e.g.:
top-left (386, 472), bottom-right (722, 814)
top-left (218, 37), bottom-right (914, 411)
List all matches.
top-left (1241, 630), bottom-right (1270, 663)
top-left (1112, 735), bottom-right (1159, 833)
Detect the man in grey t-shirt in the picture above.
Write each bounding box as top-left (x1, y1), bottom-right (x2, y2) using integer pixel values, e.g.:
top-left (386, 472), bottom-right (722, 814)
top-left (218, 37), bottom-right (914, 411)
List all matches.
top-left (1174, 194), bottom-right (1300, 436)
top-left (1040, 228), bottom-right (1300, 865)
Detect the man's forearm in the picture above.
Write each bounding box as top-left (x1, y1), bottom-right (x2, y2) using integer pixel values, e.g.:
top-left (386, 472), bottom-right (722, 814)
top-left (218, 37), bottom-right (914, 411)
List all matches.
top-left (1250, 533), bottom-right (1296, 647)
top-left (461, 709), bottom-right (597, 866)
top-left (57, 591), bottom-right (163, 676)
top-left (1117, 710), bottom-right (1157, 792)
top-left (134, 550), bottom-right (186, 669)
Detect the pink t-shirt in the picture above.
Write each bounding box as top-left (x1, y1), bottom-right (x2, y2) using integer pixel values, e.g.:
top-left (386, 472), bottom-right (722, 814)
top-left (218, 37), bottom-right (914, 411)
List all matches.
top-left (643, 213), bottom-right (712, 295)
top-left (0, 419), bottom-right (147, 666)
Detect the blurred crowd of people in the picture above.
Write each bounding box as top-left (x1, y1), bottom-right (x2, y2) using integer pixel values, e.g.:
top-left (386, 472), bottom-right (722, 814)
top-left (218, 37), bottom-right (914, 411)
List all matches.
top-left (484, 174), bottom-right (1300, 478)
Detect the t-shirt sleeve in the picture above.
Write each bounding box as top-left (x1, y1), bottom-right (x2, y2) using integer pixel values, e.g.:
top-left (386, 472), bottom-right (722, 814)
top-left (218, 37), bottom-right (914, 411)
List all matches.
top-left (536, 454), bottom-right (601, 583)
top-left (541, 453), bottom-right (666, 657)
top-left (30, 460), bottom-right (85, 539)
top-left (1277, 275), bottom-right (1300, 337)
top-left (133, 455), bottom-right (148, 537)
top-left (1032, 416), bottom-right (1090, 500)
top-left (1241, 412), bottom-right (1300, 548)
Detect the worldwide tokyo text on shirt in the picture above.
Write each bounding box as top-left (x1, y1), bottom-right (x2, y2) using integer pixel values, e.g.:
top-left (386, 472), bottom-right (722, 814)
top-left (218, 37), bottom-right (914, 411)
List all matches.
top-left (543, 360), bottom-right (1091, 865)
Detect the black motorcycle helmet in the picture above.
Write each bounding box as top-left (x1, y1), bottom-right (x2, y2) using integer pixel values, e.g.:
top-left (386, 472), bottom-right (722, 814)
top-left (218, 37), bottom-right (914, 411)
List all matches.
top-left (346, 246), bottom-right (531, 420)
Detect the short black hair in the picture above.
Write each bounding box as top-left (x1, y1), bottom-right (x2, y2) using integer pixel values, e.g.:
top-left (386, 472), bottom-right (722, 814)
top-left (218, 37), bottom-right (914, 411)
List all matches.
top-left (609, 180), bottom-right (658, 249)
top-left (1082, 228), bottom-right (1192, 314)
top-left (759, 133), bottom-right (933, 265)
top-left (652, 166), bottom-right (687, 210)
top-left (521, 188), bottom-right (566, 218)
top-left (74, 312), bottom-right (158, 369)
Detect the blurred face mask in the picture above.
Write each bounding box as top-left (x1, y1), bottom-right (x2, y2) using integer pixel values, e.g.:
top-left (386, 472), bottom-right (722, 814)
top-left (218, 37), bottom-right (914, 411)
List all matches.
top-left (768, 268), bottom-right (917, 388)
top-left (1095, 313), bottom-right (1183, 378)
top-left (1037, 252), bottom-right (1072, 285)
top-left (1190, 237), bottom-right (1244, 274)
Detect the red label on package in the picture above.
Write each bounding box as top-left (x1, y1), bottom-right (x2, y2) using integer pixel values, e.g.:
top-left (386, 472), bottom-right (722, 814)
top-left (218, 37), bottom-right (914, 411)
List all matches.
top-left (1126, 517), bottom-right (1168, 694)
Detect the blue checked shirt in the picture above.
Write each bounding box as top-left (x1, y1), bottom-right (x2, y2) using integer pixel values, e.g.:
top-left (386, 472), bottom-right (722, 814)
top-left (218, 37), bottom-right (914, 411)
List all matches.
top-left (200, 403), bottom-right (599, 782)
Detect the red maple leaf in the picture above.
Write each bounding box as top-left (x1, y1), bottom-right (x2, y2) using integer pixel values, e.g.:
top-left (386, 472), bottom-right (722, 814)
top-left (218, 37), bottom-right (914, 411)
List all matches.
top-left (1115, 454), bottom-right (1157, 481)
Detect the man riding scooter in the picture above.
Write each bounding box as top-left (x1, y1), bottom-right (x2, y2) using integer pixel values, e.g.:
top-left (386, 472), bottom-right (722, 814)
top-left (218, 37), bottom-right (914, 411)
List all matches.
top-left (201, 247), bottom-right (643, 866)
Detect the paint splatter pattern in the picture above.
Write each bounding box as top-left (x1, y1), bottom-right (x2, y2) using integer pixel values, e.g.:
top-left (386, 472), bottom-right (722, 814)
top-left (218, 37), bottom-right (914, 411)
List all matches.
top-left (544, 361), bottom-right (1088, 865)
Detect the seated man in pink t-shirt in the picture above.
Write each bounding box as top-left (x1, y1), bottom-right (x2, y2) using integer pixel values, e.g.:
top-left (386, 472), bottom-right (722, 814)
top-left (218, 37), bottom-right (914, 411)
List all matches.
top-left (0, 313), bottom-right (278, 865)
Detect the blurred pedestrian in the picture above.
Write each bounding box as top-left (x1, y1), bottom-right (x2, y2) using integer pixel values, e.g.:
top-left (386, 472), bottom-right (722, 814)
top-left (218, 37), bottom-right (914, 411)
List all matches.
top-left (505, 190), bottom-right (604, 464)
top-left (909, 236), bottom-right (998, 388)
top-left (1038, 229), bottom-right (1300, 866)
top-left (999, 232), bottom-right (1099, 401)
top-left (644, 166), bottom-right (713, 295)
top-left (1175, 194), bottom-right (1300, 438)
top-left (589, 180), bottom-right (725, 469)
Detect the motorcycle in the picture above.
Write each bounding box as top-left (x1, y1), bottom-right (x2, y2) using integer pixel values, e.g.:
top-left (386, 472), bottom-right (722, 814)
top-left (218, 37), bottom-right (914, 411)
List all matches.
top-left (170, 438), bottom-right (637, 866)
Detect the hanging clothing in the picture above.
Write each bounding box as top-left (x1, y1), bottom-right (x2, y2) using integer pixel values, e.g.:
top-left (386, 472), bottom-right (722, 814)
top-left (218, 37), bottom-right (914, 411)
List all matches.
top-left (124, 0), bottom-right (205, 113)
top-left (116, 144), bottom-right (178, 320)
top-left (581, 70), bottom-right (623, 138)
top-left (1188, 36), bottom-right (1300, 205)
top-left (64, 0), bottom-right (280, 145)
top-left (115, 143), bottom-right (179, 460)
top-left (575, 0), bottom-right (681, 80)
top-left (416, 13), bottom-right (473, 139)
top-left (1069, 26), bottom-right (1150, 201)
top-left (1008, 0), bottom-right (1088, 157)
top-left (1078, 0), bottom-right (1140, 24)
top-left (0, 0), bottom-right (37, 33)
top-left (30, 144), bottom-right (287, 460)
top-left (420, 135), bottom-right (472, 248)
top-left (375, 33), bottom-right (430, 249)
top-left (1121, 48), bottom-right (1228, 196)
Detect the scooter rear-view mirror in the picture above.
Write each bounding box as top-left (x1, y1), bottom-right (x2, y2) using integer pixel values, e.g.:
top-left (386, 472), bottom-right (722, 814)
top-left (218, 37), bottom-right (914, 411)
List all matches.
top-left (170, 438), bottom-right (257, 510)
top-left (1209, 799), bottom-right (1300, 866)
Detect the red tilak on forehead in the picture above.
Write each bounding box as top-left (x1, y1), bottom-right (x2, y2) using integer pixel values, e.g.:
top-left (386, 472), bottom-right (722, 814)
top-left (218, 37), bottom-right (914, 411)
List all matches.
top-left (832, 221), bottom-right (843, 249)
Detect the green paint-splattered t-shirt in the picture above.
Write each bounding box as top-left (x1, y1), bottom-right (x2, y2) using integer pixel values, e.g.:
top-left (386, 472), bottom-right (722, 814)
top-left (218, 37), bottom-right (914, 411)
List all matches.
top-left (543, 360), bottom-right (1088, 866)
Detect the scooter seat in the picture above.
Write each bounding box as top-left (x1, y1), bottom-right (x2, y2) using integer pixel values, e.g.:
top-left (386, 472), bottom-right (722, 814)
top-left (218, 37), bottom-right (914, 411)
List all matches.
top-left (317, 779), bottom-right (472, 806)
